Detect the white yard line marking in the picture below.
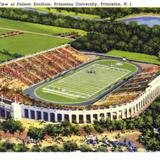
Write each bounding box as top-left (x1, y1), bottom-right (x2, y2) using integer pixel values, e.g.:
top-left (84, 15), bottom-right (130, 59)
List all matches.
top-left (43, 63), bottom-right (130, 98)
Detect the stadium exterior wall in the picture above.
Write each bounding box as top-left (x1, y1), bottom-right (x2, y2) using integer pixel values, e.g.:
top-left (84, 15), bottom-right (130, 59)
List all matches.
top-left (1, 75), bottom-right (159, 124)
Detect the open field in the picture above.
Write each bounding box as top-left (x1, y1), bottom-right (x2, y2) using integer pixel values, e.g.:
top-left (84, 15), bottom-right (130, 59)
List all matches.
top-left (36, 8), bottom-right (100, 19)
top-left (35, 59), bottom-right (137, 104)
top-left (0, 18), bottom-right (85, 62)
top-left (0, 32), bottom-right (71, 56)
top-left (107, 50), bottom-right (160, 65)
top-left (0, 53), bottom-right (12, 62)
top-left (0, 29), bottom-right (9, 35)
top-left (0, 18), bottom-right (86, 36)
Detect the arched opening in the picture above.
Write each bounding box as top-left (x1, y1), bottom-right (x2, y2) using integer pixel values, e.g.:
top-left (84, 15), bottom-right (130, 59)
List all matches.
top-left (37, 111), bottom-right (42, 120)
top-left (24, 109), bottom-right (29, 118)
top-left (64, 114), bottom-right (69, 122)
top-left (50, 113), bottom-right (55, 122)
top-left (113, 112), bottom-right (117, 120)
top-left (86, 114), bottom-right (91, 123)
top-left (93, 114), bottom-right (98, 121)
top-left (57, 114), bottom-right (62, 122)
top-left (124, 109), bottom-right (127, 118)
top-left (6, 111), bottom-right (11, 119)
top-left (79, 115), bottom-right (84, 123)
top-left (119, 111), bottom-right (123, 119)
top-left (43, 112), bottom-right (48, 121)
top-left (72, 114), bottom-right (77, 123)
top-left (106, 113), bottom-right (111, 119)
top-left (129, 108), bottom-right (132, 116)
top-left (30, 110), bottom-right (35, 119)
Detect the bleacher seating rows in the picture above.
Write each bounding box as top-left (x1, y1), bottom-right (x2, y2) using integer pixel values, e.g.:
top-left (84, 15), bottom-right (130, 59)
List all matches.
top-left (95, 67), bottom-right (160, 107)
top-left (0, 46), bottom-right (88, 86)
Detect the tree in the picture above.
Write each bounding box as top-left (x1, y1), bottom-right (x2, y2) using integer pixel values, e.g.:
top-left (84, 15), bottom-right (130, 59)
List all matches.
top-left (31, 145), bottom-right (41, 152)
top-left (42, 145), bottom-right (61, 152)
top-left (63, 141), bottom-right (79, 152)
top-left (83, 125), bottom-right (94, 134)
top-left (0, 142), bottom-right (6, 152)
top-left (28, 127), bottom-right (44, 140)
top-left (2, 119), bottom-right (24, 133)
top-left (135, 117), bottom-right (145, 129)
top-left (154, 116), bottom-right (160, 128)
top-left (95, 146), bottom-right (108, 152)
top-left (79, 144), bottom-right (92, 152)
top-left (44, 124), bottom-right (62, 137)
top-left (126, 120), bottom-right (135, 130)
top-left (115, 120), bottom-right (126, 130)
top-left (14, 143), bottom-right (29, 152)
top-left (144, 116), bottom-right (153, 127)
top-left (1, 140), bottom-right (15, 151)
top-left (94, 124), bottom-right (104, 133)
top-left (62, 126), bottom-right (72, 136)
top-left (71, 125), bottom-right (80, 135)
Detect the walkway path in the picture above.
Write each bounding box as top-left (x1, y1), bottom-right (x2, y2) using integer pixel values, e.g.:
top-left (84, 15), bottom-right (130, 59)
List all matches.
top-left (0, 27), bottom-right (73, 40)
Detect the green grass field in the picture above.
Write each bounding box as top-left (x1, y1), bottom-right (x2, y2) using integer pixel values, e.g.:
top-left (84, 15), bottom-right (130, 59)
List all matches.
top-left (0, 18), bottom-right (82, 63)
top-left (0, 32), bottom-right (71, 56)
top-left (0, 53), bottom-right (12, 62)
top-left (0, 18), bottom-right (86, 36)
top-left (107, 50), bottom-right (160, 65)
top-left (35, 59), bottom-right (137, 104)
top-left (0, 29), bottom-right (9, 35)
top-left (36, 8), bottom-right (100, 19)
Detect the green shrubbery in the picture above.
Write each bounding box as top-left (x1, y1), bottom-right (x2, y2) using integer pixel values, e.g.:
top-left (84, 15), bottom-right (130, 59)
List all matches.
top-left (0, 119), bottom-right (24, 133)
top-left (28, 121), bottom-right (80, 140)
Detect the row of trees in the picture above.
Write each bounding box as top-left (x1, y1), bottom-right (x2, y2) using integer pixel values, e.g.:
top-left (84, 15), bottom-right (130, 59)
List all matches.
top-left (28, 121), bottom-right (80, 140)
top-left (0, 49), bottom-right (22, 60)
top-left (0, 8), bottom-right (160, 56)
top-left (55, 8), bottom-right (160, 19)
top-left (0, 140), bottom-right (28, 152)
top-left (0, 140), bottom-right (97, 152)
top-left (0, 119), bottom-right (24, 133)
top-left (71, 24), bottom-right (160, 55)
top-left (0, 49), bottom-right (23, 63)
top-left (0, 120), bottom-right (80, 139)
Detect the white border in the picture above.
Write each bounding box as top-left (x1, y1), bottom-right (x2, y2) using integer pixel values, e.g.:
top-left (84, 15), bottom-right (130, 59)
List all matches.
top-left (0, 152), bottom-right (160, 160)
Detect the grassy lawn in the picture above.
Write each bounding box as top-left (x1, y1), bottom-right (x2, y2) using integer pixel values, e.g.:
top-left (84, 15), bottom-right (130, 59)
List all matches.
top-left (107, 50), bottom-right (160, 65)
top-left (0, 29), bottom-right (9, 35)
top-left (0, 18), bottom-right (86, 36)
top-left (36, 8), bottom-right (100, 19)
top-left (0, 53), bottom-right (12, 62)
top-left (35, 59), bottom-right (137, 105)
top-left (0, 32), bottom-right (71, 56)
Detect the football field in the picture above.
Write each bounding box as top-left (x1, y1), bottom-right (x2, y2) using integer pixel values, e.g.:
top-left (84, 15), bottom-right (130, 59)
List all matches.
top-left (35, 59), bottom-right (138, 104)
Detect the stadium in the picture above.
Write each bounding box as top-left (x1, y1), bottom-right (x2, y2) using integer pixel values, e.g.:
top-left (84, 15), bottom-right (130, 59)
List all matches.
top-left (0, 12), bottom-right (160, 124)
top-left (0, 43), bottom-right (160, 124)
